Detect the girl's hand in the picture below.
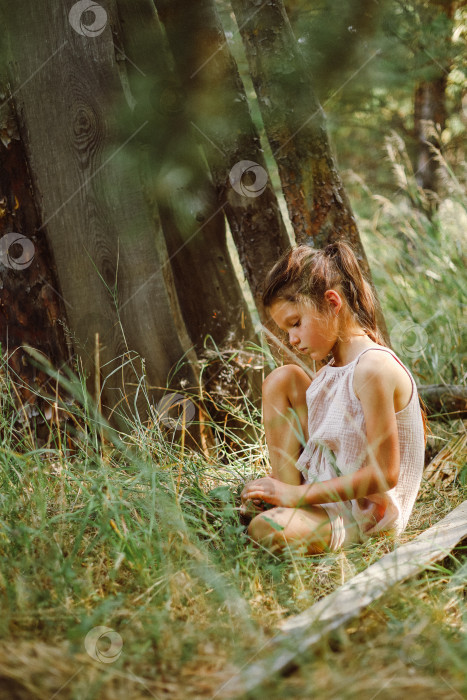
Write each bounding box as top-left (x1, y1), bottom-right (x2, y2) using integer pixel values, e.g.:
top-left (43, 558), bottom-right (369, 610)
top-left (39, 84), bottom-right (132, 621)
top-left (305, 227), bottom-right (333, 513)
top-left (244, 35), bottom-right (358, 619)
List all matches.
top-left (241, 477), bottom-right (302, 508)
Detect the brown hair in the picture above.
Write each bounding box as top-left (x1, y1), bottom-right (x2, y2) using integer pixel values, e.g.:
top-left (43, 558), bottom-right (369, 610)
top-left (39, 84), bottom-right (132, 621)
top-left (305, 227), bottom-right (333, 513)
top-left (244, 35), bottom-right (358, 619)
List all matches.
top-left (261, 240), bottom-right (430, 446)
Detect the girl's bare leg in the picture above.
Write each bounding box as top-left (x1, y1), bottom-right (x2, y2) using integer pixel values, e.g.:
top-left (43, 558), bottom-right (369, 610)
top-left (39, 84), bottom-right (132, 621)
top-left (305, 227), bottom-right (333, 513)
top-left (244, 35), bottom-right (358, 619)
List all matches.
top-left (262, 364), bottom-right (312, 485)
top-left (240, 365), bottom-right (311, 522)
top-left (246, 365), bottom-right (333, 553)
top-left (248, 505), bottom-right (332, 554)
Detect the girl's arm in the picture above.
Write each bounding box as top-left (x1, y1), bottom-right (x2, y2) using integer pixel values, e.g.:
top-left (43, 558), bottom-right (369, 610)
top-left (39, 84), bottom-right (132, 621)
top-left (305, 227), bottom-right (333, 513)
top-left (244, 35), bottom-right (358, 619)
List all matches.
top-left (303, 358), bottom-right (401, 504)
top-left (241, 360), bottom-right (400, 508)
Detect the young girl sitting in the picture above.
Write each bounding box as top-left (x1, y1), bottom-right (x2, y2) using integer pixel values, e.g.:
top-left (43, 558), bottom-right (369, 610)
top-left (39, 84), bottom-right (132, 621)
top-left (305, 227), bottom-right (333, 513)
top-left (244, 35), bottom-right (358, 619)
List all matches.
top-left (241, 240), bottom-right (428, 555)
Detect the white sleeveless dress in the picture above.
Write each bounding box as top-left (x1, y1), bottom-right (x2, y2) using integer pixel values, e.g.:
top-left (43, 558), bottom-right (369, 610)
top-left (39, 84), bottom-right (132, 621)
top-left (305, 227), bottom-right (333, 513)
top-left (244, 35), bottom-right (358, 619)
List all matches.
top-left (295, 346), bottom-right (426, 549)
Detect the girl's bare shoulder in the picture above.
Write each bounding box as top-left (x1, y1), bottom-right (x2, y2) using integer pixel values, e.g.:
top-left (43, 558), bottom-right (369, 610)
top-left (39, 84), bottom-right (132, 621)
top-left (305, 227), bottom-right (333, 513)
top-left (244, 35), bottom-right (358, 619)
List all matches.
top-left (353, 348), bottom-right (413, 413)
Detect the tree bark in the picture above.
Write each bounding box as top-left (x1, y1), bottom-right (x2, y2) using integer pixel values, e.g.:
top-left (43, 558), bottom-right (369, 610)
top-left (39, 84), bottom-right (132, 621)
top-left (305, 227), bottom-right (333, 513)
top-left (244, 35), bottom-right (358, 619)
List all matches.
top-left (154, 0), bottom-right (291, 323)
top-left (115, 0), bottom-right (260, 353)
top-left (414, 77), bottom-right (447, 194)
top-left (114, 0), bottom-right (265, 437)
top-left (0, 77), bottom-right (72, 430)
top-left (230, 0), bottom-right (358, 246)
top-left (3, 0), bottom-right (198, 428)
top-left (413, 0), bottom-right (453, 197)
top-left (230, 0), bottom-right (391, 346)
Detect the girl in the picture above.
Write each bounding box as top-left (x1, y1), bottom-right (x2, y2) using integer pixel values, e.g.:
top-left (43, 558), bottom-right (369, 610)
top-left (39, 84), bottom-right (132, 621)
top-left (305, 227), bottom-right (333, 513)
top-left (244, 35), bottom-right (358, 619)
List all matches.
top-left (241, 240), bottom-right (429, 555)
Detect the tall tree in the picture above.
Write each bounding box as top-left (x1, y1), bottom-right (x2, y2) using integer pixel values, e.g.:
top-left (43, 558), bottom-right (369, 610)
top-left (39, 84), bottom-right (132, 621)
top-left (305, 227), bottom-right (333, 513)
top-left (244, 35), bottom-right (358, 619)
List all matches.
top-left (414, 76), bottom-right (447, 193)
top-left (3, 0), bottom-right (198, 427)
top-left (115, 0), bottom-right (261, 350)
top-left (114, 0), bottom-right (264, 422)
top-left (230, 0), bottom-right (391, 345)
top-left (230, 0), bottom-right (360, 247)
top-left (411, 1), bottom-right (454, 196)
top-left (154, 0), bottom-right (291, 323)
top-left (379, 0), bottom-right (457, 199)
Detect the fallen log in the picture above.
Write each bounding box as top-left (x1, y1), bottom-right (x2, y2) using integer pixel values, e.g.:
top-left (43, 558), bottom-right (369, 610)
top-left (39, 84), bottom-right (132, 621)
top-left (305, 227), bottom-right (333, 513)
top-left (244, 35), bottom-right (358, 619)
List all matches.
top-left (215, 499), bottom-right (467, 698)
top-left (418, 384), bottom-right (467, 420)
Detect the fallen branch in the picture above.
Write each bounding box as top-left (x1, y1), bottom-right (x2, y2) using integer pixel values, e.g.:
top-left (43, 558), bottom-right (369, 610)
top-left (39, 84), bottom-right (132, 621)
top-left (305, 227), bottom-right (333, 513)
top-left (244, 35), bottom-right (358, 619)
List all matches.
top-left (423, 430), bottom-right (467, 485)
top-left (215, 499), bottom-right (467, 698)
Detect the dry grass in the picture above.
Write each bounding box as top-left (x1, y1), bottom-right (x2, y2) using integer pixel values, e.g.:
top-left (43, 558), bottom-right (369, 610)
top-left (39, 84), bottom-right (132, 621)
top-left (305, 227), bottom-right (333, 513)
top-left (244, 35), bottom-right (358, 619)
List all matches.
top-left (1, 377), bottom-right (464, 700)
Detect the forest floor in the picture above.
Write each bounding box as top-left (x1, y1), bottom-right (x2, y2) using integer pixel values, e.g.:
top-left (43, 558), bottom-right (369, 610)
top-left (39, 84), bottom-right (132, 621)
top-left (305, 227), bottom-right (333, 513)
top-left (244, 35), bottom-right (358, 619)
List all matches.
top-left (0, 398), bottom-right (465, 700)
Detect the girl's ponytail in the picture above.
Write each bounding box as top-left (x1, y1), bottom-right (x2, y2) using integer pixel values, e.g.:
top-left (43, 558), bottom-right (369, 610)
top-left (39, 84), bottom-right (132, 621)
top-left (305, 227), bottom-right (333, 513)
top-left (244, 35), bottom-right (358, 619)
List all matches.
top-left (323, 241), bottom-right (385, 346)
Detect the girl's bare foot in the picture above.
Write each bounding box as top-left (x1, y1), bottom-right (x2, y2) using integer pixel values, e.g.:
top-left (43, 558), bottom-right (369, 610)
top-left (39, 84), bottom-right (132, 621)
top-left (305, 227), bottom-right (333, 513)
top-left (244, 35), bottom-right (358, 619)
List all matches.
top-left (239, 498), bottom-right (265, 519)
top-left (237, 471), bottom-right (276, 525)
top-left (239, 497), bottom-right (276, 526)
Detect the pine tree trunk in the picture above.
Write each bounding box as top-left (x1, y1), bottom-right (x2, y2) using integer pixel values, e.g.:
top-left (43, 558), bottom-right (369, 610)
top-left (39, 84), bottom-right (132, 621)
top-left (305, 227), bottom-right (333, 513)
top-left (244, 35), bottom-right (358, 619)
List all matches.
top-left (230, 0), bottom-right (391, 346)
top-left (154, 0), bottom-right (291, 323)
top-left (3, 0), bottom-right (199, 427)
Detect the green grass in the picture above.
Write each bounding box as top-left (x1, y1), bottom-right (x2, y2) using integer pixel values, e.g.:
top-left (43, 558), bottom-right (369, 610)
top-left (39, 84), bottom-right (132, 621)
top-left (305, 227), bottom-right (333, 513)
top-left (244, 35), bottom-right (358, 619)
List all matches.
top-left (0, 152), bottom-right (466, 699)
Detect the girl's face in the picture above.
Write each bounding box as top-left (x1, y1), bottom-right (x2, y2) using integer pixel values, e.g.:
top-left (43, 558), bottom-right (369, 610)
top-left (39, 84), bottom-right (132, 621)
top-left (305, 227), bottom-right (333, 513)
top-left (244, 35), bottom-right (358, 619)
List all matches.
top-left (269, 294), bottom-right (340, 361)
